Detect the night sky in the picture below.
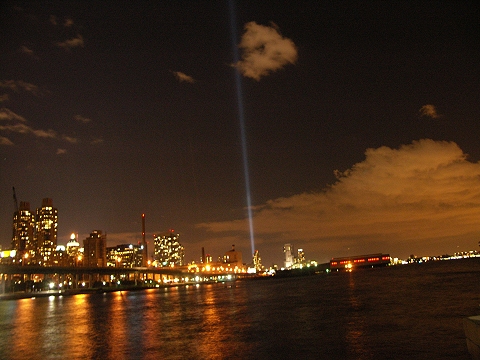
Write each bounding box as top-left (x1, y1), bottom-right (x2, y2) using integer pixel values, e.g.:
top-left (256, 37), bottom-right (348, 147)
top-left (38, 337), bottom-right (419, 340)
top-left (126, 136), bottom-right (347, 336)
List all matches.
top-left (1, 1), bottom-right (479, 266)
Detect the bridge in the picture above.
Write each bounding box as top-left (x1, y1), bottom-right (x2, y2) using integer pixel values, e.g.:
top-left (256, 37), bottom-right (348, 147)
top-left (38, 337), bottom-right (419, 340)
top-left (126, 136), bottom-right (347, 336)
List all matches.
top-left (0, 264), bottom-right (191, 295)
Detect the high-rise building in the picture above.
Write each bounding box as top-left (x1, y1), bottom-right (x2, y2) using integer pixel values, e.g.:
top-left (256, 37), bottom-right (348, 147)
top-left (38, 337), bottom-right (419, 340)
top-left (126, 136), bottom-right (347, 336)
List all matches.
top-left (66, 233), bottom-right (81, 267)
top-left (297, 248), bottom-right (305, 264)
top-left (84, 230), bottom-right (107, 267)
top-left (283, 243), bottom-right (294, 269)
top-left (12, 201), bottom-right (35, 264)
top-left (106, 244), bottom-right (144, 268)
top-left (153, 231), bottom-right (184, 267)
top-left (36, 198), bottom-right (58, 266)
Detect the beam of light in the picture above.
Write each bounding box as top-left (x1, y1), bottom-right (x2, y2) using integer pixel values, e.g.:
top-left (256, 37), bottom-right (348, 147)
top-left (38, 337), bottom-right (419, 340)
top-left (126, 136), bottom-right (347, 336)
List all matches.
top-left (229, 0), bottom-right (255, 257)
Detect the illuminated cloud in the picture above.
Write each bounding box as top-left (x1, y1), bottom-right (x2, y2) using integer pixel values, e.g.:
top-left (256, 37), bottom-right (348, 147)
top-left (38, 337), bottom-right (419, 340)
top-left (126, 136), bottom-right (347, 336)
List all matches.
top-left (0, 108), bottom-right (57, 140)
top-left (64, 18), bottom-right (74, 27)
top-left (0, 136), bottom-right (14, 146)
top-left (74, 114), bottom-right (91, 123)
top-left (20, 45), bottom-right (36, 58)
top-left (62, 135), bottom-right (78, 144)
top-left (56, 148), bottom-right (67, 155)
top-left (56, 34), bottom-right (84, 50)
top-left (91, 137), bottom-right (104, 145)
top-left (0, 108), bottom-right (27, 122)
top-left (419, 104), bottom-right (441, 119)
top-left (234, 21), bottom-right (298, 81)
top-left (172, 71), bottom-right (195, 83)
top-left (198, 139), bottom-right (480, 259)
top-left (0, 94), bottom-right (8, 102)
top-left (0, 80), bottom-right (41, 96)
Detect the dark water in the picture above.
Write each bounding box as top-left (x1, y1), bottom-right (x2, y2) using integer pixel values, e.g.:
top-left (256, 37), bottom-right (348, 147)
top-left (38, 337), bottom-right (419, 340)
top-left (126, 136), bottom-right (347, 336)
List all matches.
top-left (1, 258), bottom-right (480, 359)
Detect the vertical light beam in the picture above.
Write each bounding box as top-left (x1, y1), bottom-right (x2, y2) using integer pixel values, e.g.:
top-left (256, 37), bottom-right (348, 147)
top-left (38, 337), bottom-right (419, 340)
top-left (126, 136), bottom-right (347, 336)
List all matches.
top-left (229, 0), bottom-right (255, 257)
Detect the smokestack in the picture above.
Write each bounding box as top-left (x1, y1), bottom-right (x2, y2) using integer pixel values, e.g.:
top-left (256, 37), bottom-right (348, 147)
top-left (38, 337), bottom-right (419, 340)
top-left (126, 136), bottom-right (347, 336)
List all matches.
top-left (142, 213), bottom-right (147, 266)
top-left (202, 247), bottom-right (205, 264)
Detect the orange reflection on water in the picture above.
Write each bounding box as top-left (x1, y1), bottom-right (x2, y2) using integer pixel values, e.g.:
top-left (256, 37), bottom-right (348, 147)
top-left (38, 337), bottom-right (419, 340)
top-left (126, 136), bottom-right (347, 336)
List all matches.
top-left (107, 291), bottom-right (129, 358)
top-left (63, 294), bottom-right (94, 359)
top-left (9, 298), bottom-right (37, 359)
top-left (195, 284), bottom-right (248, 360)
top-left (344, 273), bottom-right (372, 360)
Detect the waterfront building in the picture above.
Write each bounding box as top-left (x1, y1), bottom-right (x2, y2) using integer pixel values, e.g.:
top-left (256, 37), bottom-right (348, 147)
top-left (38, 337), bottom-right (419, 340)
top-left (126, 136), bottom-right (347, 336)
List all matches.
top-left (53, 245), bottom-right (69, 266)
top-left (330, 253), bottom-right (391, 271)
top-left (106, 244), bottom-right (144, 268)
top-left (223, 244), bottom-right (243, 268)
top-left (153, 231), bottom-right (184, 267)
top-left (283, 243), bottom-right (294, 269)
top-left (66, 233), bottom-right (82, 267)
top-left (36, 198), bottom-right (58, 266)
top-left (297, 248), bottom-right (305, 264)
top-left (84, 230), bottom-right (107, 267)
top-left (12, 201), bottom-right (35, 264)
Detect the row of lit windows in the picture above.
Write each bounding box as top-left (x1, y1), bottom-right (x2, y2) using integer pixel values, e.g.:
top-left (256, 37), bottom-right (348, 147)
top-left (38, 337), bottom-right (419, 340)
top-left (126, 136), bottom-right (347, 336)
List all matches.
top-left (332, 256), bottom-right (390, 266)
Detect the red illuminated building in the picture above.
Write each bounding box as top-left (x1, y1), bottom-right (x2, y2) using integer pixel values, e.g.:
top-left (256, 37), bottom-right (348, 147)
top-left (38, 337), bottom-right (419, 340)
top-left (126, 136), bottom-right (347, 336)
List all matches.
top-left (330, 253), bottom-right (391, 270)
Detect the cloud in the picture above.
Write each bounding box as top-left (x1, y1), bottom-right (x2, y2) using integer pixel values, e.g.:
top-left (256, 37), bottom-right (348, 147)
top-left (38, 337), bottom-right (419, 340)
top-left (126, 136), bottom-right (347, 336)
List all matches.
top-left (50, 15), bottom-right (57, 26)
top-left (198, 139), bottom-right (480, 261)
top-left (419, 104), bottom-right (441, 119)
top-left (0, 136), bottom-right (14, 146)
top-left (233, 22), bottom-right (298, 81)
top-left (0, 122), bottom-right (54, 137)
top-left (62, 135), bottom-right (78, 144)
top-left (0, 94), bottom-right (8, 102)
top-left (56, 148), bottom-right (67, 155)
top-left (74, 114), bottom-right (91, 123)
top-left (0, 108), bottom-right (27, 122)
top-left (171, 71), bottom-right (195, 83)
top-left (56, 34), bottom-right (84, 50)
top-left (90, 137), bottom-right (104, 145)
top-left (64, 18), bottom-right (74, 27)
top-left (20, 45), bottom-right (36, 58)
top-left (0, 80), bottom-right (41, 96)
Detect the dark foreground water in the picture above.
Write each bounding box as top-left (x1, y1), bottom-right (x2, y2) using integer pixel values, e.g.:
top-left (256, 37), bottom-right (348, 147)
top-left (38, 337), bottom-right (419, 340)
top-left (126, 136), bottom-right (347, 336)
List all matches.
top-left (1, 258), bottom-right (480, 359)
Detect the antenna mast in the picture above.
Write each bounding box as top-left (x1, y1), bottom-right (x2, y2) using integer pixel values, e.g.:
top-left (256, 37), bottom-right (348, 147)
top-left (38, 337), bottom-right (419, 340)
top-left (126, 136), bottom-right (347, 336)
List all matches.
top-left (12, 187), bottom-right (18, 212)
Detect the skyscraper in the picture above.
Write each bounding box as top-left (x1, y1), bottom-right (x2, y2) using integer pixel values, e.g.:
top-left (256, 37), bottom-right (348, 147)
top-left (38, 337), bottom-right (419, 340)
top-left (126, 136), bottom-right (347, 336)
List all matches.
top-left (84, 230), bottom-right (107, 267)
top-left (12, 201), bottom-right (35, 264)
top-left (153, 231), bottom-right (184, 267)
top-left (35, 198), bottom-right (58, 266)
top-left (283, 243), bottom-right (294, 269)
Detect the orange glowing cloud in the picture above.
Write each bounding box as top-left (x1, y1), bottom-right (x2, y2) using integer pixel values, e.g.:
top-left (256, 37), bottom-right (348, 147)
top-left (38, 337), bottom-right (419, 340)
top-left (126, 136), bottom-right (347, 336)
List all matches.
top-left (198, 140), bottom-right (480, 260)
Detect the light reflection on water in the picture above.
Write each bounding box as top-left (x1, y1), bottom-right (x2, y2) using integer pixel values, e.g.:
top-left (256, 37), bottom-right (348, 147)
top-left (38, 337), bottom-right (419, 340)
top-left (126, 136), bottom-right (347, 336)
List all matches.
top-left (1, 259), bottom-right (479, 359)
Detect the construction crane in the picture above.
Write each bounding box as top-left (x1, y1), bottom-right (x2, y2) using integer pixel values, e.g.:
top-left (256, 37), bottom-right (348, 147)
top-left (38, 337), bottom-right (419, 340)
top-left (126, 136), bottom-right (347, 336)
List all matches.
top-left (13, 186), bottom-right (18, 212)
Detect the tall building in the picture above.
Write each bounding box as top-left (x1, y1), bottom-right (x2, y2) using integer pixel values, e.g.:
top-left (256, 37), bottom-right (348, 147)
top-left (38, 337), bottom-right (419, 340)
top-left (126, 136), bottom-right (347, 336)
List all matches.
top-left (283, 243), bottom-right (294, 269)
top-left (106, 244), bottom-right (144, 268)
top-left (153, 231), bottom-right (184, 267)
top-left (66, 233), bottom-right (81, 267)
top-left (36, 198), bottom-right (58, 266)
top-left (12, 201), bottom-right (35, 264)
top-left (84, 230), bottom-right (107, 267)
top-left (297, 248), bottom-right (305, 264)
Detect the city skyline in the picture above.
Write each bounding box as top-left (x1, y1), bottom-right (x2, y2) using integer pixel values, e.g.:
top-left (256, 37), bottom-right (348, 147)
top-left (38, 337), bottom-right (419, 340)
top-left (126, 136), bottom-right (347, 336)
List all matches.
top-left (1, 1), bottom-right (479, 266)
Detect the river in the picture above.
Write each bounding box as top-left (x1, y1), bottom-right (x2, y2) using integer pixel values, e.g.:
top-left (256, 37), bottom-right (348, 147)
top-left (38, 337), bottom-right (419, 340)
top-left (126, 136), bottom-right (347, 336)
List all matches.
top-left (1, 258), bottom-right (479, 359)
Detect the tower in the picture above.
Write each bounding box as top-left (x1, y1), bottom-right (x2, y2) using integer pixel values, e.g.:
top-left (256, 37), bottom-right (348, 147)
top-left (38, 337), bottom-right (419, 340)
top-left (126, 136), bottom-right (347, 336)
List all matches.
top-left (153, 230), bottom-right (184, 267)
top-left (283, 243), bottom-right (294, 269)
top-left (36, 198), bottom-right (58, 266)
top-left (83, 230), bottom-right (107, 267)
top-left (12, 201), bottom-right (35, 264)
top-left (142, 213), bottom-right (148, 266)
